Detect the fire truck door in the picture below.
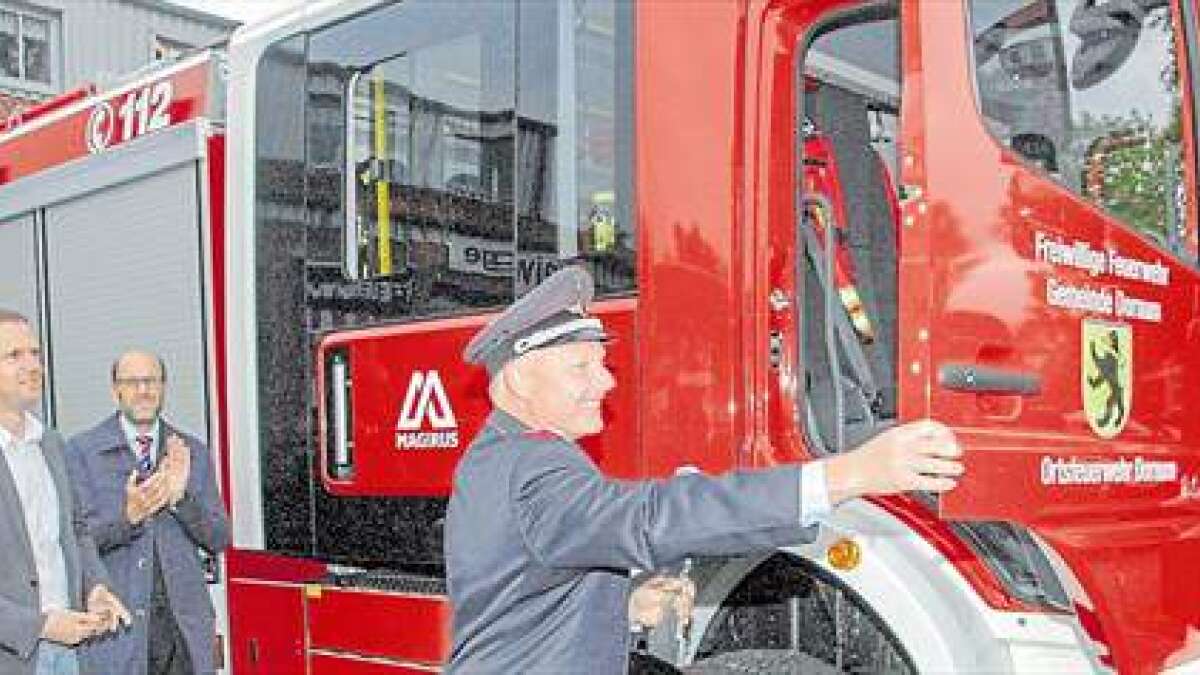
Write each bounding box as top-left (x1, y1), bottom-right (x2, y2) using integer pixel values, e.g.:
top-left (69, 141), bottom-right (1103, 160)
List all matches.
top-left (901, 5), bottom-right (1200, 666)
top-left (900, 0), bottom-right (1200, 524)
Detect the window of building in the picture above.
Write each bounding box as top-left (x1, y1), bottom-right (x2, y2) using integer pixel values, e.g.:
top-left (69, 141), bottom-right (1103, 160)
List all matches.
top-left (0, 6), bottom-right (57, 91)
top-left (969, 0), bottom-right (1195, 262)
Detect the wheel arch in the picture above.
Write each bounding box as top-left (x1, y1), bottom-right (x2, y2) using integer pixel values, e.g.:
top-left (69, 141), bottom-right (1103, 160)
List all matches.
top-left (685, 499), bottom-right (1016, 673)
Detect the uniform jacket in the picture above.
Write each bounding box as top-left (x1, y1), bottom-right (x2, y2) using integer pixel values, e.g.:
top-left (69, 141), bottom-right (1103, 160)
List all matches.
top-left (0, 427), bottom-right (110, 675)
top-left (445, 411), bottom-right (817, 675)
top-left (66, 413), bottom-right (230, 675)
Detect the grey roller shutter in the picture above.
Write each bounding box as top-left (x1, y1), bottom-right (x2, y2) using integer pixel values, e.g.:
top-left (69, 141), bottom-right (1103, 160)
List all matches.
top-left (0, 212), bottom-right (47, 419)
top-left (44, 164), bottom-right (208, 440)
top-left (0, 213), bottom-right (40, 331)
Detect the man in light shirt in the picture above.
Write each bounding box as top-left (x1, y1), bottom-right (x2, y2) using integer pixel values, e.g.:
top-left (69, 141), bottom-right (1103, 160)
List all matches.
top-left (0, 309), bottom-right (129, 675)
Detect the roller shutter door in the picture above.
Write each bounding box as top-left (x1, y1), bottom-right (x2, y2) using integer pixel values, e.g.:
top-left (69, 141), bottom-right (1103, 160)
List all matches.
top-left (44, 163), bottom-right (208, 440)
top-left (0, 213), bottom-right (40, 331)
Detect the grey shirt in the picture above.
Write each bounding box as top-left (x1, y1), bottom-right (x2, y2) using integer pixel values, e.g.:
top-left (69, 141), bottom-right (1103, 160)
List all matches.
top-left (445, 410), bottom-right (820, 674)
top-left (0, 413), bottom-right (69, 613)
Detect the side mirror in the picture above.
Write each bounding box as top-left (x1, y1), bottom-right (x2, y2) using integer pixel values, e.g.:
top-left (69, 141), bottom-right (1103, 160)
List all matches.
top-left (1068, 0), bottom-right (1145, 89)
top-left (998, 36), bottom-right (1058, 80)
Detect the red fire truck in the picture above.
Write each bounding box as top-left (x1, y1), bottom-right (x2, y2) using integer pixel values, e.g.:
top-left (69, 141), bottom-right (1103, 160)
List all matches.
top-left (2, 0), bottom-right (1198, 672)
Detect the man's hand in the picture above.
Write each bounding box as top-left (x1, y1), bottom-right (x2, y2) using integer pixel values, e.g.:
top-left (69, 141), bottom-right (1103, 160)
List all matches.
top-left (86, 585), bottom-right (132, 632)
top-left (825, 419), bottom-right (963, 505)
top-left (125, 470), bottom-right (171, 524)
top-left (161, 434), bottom-right (191, 506)
top-left (40, 609), bottom-right (108, 646)
top-left (628, 574), bottom-right (695, 628)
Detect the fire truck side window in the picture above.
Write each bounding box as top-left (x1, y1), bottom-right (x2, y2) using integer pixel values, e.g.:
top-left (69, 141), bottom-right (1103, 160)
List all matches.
top-left (332, 1), bottom-right (518, 312)
top-left (969, 0), bottom-right (1197, 262)
top-left (514, 1), bottom-right (637, 297)
top-left (338, 0), bottom-right (637, 300)
top-left (252, 0), bottom-right (634, 562)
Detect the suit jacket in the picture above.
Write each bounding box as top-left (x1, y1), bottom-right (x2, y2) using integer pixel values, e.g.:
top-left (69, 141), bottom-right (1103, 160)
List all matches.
top-left (66, 413), bottom-right (230, 675)
top-left (0, 427), bottom-right (110, 675)
top-left (445, 411), bottom-right (817, 675)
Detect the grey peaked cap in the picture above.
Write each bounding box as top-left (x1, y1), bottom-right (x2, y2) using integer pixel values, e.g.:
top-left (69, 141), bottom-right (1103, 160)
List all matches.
top-left (463, 265), bottom-right (609, 375)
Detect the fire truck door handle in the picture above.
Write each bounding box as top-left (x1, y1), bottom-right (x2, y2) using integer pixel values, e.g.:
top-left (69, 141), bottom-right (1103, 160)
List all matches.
top-left (938, 363), bottom-right (1041, 396)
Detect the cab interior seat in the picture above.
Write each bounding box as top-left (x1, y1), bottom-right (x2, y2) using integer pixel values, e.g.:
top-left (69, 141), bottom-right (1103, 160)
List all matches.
top-left (801, 80), bottom-right (900, 453)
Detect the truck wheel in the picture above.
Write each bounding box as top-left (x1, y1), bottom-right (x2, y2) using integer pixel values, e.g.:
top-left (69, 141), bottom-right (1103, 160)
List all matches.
top-left (686, 648), bottom-right (840, 674)
top-left (693, 553), bottom-right (915, 674)
top-left (629, 652), bottom-right (684, 674)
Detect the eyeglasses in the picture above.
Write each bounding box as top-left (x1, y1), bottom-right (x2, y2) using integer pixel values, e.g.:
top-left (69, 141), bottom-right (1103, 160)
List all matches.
top-left (115, 376), bottom-right (164, 390)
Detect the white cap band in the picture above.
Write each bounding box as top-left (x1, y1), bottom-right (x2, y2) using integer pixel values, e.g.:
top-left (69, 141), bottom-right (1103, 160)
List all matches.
top-left (513, 317), bottom-right (605, 355)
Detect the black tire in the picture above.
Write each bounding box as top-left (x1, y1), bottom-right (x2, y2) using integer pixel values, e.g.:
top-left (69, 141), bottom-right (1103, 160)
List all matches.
top-left (686, 649), bottom-right (841, 674)
top-left (694, 554), bottom-right (915, 675)
top-left (629, 652), bottom-right (685, 675)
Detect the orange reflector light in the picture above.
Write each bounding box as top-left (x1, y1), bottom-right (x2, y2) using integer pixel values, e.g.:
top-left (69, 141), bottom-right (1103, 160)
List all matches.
top-left (827, 538), bottom-right (862, 571)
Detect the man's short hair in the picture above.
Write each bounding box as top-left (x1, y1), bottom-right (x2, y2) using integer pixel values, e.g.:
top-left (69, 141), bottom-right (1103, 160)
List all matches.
top-left (0, 308), bottom-right (31, 329)
top-left (110, 352), bottom-right (169, 383)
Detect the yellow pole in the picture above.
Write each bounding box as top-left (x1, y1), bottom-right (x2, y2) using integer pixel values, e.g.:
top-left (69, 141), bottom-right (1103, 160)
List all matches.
top-left (373, 69), bottom-right (392, 275)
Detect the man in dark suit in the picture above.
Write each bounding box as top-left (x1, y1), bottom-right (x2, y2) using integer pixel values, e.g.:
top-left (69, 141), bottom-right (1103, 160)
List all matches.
top-left (0, 309), bottom-right (129, 675)
top-left (445, 267), bottom-right (963, 674)
top-left (66, 350), bottom-right (230, 675)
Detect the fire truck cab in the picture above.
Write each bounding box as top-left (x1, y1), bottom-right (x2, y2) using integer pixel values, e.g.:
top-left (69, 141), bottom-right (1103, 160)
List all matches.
top-left (2, 0), bottom-right (1199, 673)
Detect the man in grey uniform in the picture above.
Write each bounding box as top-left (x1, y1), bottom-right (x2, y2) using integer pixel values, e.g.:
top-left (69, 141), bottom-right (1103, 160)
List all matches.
top-left (445, 267), bottom-right (962, 674)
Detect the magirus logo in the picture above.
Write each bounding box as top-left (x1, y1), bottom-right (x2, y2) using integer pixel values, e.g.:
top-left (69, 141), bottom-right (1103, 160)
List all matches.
top-left (395, 370), bottom-right (459, 450)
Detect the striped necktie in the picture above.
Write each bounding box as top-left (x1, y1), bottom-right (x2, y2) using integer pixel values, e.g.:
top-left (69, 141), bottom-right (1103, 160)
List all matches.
top-left (135, 435), bottom-right (154, 477)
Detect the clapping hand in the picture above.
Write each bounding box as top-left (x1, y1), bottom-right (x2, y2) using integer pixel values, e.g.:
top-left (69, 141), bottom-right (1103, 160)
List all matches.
top-left (161, 434), bottom-right (190, 506)
top-left (40, 610), bottom-right (108, 646)
top-left (40, 587), bottom-right (128, 647)
top-left (86, 585), bottom-right (132, 632)
top-left (125, 470), bottom-right (170, 524)
top-left (125, 434), bottom-right (191, 524)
